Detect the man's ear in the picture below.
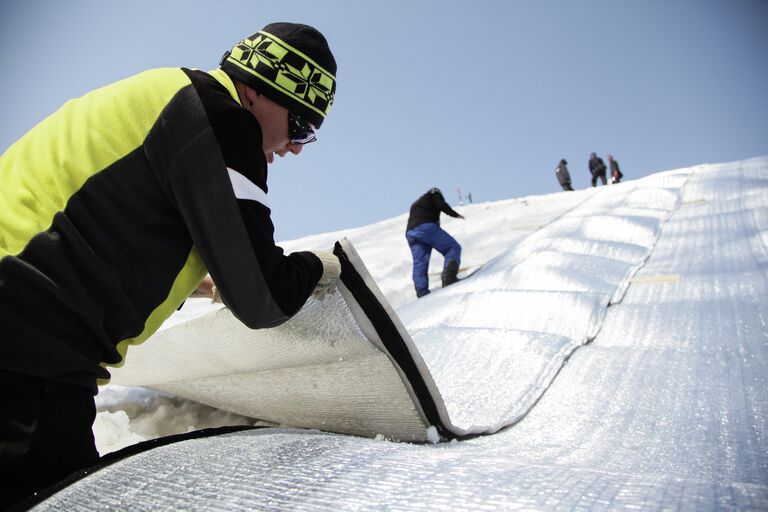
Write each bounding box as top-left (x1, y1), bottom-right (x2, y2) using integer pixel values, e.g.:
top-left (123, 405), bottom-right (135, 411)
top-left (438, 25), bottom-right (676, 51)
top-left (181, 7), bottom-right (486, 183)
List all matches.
top-left (234, 82), bottom-right (258, 107)
top-left (243, 86), bottom-right (260, 107)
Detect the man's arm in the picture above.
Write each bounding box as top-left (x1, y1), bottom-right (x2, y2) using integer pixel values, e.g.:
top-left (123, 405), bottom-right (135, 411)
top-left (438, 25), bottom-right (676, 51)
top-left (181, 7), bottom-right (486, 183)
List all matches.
top-left (432, 191), bottom-right (465, 219)
top-left (163, 127), bottom-right (321, 328)
top-left (148, 72), bottom-right (322, 328)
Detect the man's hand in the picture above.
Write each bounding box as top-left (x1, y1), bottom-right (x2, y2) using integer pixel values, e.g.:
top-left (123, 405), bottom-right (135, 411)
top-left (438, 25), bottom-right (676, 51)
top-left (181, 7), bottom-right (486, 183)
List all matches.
top-left (192, 275), bottom-right (216, 299)
top-left (211, 285), bottom-right (223, 303)
top-left (311, 251), bottom-right (341, 301)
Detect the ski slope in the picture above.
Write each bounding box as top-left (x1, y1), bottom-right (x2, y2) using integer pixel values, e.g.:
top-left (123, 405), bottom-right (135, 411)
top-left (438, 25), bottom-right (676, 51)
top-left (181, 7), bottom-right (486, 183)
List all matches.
top-left (33, 157), bottom-right (768, 510)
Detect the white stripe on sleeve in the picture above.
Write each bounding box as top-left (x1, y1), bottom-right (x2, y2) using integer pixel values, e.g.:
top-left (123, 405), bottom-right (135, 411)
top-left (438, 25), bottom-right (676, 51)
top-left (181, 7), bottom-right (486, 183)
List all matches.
top-left (227, 167), bottom-right (270, 209)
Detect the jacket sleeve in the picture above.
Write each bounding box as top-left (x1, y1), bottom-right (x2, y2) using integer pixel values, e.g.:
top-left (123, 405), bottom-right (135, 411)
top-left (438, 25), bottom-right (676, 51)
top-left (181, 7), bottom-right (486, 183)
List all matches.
top-left (148, 72), bottom-right (322, 329)
top-left (432, 191), bottom-right (462, 218)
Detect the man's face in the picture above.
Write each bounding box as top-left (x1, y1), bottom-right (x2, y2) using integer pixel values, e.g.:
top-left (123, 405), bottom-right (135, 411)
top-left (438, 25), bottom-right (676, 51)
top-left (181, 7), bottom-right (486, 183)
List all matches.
top-left (247, 95), bottom-right (306, 164)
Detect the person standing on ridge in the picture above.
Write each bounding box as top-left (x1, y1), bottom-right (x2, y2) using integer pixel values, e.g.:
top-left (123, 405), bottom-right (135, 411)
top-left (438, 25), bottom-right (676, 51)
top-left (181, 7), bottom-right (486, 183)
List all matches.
top-left (608, 154), bottom-right (623, 184)
top-left (0, 22), bottom-right (340, 508)
top-left (555, 158), bottom-right (574, 191)
top-left (589, 152), bottom-right (607, 187)
top-left (405, 188), bottom-right (465, 298)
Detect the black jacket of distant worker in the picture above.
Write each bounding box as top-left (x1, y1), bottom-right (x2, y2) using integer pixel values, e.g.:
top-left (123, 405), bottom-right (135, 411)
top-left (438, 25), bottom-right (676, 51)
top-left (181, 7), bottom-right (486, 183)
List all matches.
top-left (556, 159), bottom-right (574, 191)
top-left (406, 188), bottom-right (463, 231)
top-left (589, 153), bottom-right (607, 187)
top-left (609, 155), bottom-right (623, 183)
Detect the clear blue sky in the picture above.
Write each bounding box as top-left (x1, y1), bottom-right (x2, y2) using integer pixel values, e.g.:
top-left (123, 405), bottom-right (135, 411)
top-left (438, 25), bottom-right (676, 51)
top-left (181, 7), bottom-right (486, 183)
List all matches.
top-left (2, 1), bottom-right (767, 241)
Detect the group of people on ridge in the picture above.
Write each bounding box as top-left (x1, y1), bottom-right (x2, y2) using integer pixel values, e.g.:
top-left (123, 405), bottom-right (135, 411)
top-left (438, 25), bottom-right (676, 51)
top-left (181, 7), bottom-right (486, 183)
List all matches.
top-left (555, 153), bottom-right (624, 191)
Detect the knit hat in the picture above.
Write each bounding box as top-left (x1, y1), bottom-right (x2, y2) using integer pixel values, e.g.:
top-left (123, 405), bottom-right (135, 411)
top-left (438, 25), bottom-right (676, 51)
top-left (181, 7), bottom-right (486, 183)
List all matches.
top-left (220, 22), bottom-right (337, 128)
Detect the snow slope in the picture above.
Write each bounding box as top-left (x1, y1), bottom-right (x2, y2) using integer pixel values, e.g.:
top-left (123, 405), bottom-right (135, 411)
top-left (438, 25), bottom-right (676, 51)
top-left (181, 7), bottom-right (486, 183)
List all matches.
top-left (52, 157), bottom-right (768, 510)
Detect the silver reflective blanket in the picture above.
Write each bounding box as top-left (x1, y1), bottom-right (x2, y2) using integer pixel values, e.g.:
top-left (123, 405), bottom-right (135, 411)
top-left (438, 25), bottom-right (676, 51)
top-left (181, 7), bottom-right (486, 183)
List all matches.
top-left (109, 168), bottom-right (687, 440)
top-left (35, 158), bottom-right (768, 511)
top-left (108, 240), bottom-right (434, 441)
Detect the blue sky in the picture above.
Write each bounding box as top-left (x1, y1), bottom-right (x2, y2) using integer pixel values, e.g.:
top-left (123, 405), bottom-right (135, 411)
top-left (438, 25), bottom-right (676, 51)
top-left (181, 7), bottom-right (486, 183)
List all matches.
top-left (2, 0), bottom-right (766, 241)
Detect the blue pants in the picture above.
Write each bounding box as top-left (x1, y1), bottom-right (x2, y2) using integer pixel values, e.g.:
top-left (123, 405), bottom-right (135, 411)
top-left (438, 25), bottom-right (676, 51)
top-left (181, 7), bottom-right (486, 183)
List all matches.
top-left (406, 223), bottom-right (461, 293)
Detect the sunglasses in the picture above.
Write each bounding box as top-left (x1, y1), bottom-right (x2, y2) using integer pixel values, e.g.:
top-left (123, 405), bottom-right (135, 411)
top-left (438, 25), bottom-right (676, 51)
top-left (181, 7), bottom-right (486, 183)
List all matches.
top-left (288, 112), bottom-right (317, 145)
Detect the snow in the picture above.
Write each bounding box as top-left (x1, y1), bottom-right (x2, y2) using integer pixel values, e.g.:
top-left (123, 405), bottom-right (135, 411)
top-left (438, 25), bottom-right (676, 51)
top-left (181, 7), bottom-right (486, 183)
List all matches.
top-left (67, 157), bottom-right (768, 511)
top-left (425, 426), bottom-right (440, 444)
top-left (94, 385), bottom-right (255, 454)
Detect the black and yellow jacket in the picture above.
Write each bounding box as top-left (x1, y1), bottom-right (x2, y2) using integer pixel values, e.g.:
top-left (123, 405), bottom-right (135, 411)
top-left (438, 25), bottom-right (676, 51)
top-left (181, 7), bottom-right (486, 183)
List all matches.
top-left (0, 67), bottom-right (322, 393)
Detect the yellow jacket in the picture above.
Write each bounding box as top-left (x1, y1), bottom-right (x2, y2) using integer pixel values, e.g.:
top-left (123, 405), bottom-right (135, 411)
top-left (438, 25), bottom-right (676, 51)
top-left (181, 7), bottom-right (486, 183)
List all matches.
top-left (0, 67), bottom-right (321, 392)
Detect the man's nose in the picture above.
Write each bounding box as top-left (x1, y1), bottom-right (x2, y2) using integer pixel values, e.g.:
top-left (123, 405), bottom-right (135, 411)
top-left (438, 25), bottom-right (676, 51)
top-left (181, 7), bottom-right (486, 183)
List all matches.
top-left (287, 143), bottom-right (304, 156)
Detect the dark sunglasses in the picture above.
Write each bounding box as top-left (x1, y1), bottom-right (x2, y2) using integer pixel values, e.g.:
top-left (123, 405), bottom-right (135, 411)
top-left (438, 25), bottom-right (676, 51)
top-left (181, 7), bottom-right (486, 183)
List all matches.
top-left (288, 112), bottom-right (317, 145)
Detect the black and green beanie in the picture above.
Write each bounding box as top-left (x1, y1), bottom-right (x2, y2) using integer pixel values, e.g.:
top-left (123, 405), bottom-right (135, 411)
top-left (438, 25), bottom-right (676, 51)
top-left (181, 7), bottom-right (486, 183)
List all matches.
top-left (220, 22), bottom-right (337, 128)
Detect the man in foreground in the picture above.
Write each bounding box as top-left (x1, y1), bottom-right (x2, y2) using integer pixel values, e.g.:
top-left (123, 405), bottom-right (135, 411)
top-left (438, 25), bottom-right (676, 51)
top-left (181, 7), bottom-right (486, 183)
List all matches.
top-left (0, 22), bottom-right (340, 507)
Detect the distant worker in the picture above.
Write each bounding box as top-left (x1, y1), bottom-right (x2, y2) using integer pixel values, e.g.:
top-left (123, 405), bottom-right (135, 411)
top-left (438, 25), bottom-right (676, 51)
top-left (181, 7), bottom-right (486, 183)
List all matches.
top-left (608, 154), bottom-right (623, 184)
top-left (589, 152), bottom-right (607, 187)
top-left (555, 159), bottom-right (574, 191)
top-left (405, 188), bottom-right (465, 298)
